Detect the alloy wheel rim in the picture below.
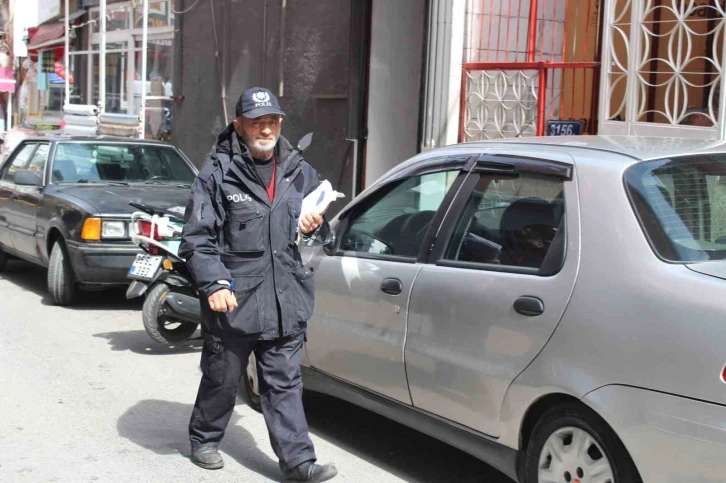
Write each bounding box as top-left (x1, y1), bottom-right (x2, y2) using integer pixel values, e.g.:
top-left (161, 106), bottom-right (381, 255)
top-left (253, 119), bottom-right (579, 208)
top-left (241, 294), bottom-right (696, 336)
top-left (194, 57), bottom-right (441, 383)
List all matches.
top-left (538, 426), bottom-right (614, 483)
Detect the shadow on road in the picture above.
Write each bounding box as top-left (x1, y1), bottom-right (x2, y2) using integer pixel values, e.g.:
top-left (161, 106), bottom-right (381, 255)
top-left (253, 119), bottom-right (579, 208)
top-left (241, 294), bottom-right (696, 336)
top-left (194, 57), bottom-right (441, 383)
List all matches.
top-left (115, 391), bottom-right (508, 482)
top-left (117, 399), bottom-right (280, 481)
top-left (303, 392), bottom-right (508, 483)
top-left (0, 259), bottom-right (142, 311)
top-left (93, 329), bottom-right (203, 355)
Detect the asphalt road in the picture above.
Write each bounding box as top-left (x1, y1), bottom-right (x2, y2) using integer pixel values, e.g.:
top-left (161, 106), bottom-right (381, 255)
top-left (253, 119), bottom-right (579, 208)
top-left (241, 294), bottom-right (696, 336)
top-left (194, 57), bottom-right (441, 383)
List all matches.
top-left (0, 259), bottom-right (511, 483)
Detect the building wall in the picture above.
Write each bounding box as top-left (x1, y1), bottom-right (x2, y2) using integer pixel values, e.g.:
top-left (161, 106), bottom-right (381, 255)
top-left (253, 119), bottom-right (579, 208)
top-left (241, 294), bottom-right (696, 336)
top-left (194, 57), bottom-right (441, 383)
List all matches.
top-left (173, 0), bottom-right (361, 210)
top-left (364, 0), bottom-right (426, 188)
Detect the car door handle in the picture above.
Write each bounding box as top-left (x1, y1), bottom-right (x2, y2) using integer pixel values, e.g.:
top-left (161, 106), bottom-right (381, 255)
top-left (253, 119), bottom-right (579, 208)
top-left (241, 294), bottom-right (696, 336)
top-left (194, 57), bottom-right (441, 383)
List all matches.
top-left (381, 278), bottom-right (403, 295)
top-left (513, 296), bottom-right (544, 316)
top-left (10, 193), bottom-right (19, 201)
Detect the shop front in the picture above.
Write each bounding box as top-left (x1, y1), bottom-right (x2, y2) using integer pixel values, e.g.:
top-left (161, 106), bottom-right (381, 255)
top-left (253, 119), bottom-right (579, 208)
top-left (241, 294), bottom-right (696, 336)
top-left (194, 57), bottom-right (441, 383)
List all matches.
top-left (22, 0), bottom-right (175, 140)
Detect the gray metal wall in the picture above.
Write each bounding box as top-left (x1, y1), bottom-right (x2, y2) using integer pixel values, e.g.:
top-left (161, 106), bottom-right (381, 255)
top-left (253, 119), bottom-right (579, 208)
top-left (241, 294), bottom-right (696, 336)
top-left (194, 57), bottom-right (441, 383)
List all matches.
top-left (173, 0), bottom-right (364, 208)
top-left (364, 0), bottom-right (427, 188)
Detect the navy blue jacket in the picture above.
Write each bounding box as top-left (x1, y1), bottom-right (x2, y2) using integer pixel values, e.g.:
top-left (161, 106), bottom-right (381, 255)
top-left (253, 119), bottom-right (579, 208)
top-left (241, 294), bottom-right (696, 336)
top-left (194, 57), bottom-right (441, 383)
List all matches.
top-left (179, 124), bottom-right (320, 340)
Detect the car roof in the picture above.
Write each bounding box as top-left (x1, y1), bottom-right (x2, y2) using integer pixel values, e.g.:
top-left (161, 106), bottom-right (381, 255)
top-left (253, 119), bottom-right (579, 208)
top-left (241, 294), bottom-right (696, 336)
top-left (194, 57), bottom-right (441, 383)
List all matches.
top-left (454, 134), bottom-right (726, 162)
top-left (18, 135), bottom-right (176, 146)
top-left (369, 134), bottom-right (726, 192)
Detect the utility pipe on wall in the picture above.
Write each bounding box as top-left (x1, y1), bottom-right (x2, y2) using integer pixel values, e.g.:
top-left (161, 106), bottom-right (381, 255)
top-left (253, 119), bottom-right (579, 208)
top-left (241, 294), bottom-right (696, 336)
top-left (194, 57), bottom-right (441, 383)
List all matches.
top-left (64, 0), bottom-right (70, 108)
top-left (100, 0), bottom-right (106, 112)
top-left (140, 0), bottom-right (149, 139)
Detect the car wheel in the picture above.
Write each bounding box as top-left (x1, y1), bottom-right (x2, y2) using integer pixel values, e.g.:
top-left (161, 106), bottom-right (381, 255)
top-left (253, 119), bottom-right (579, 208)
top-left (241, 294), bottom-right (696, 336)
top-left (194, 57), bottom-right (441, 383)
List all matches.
top-left (48, 241), bottom-right (76, 306)
top-left (238, 351), bottom-right (262, 413)
top-left (523, 403), bottom-right (641, 483)
top-left (0, 246), bottom-right (8, 272)
top-left (142, 283), bottom-right (199, 344)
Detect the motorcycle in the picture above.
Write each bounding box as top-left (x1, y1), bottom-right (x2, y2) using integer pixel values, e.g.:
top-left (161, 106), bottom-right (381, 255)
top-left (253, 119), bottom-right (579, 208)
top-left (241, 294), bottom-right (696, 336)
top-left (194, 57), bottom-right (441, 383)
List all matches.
top-left (125, 202), bottom-right (201, 345)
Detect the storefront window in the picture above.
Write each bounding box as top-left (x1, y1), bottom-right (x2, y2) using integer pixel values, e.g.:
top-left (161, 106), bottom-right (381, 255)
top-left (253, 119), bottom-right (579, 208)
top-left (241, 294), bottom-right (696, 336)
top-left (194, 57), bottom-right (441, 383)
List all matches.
top-left (90, 43), bottom-right (130, 114)
top-left (132, 0), bottom-right (175, 29)
top-left (91, 5), bottom-right (131, 33)
top-left (134, 37), bottom-right (173, 140)
top-left (72, 0), bottom-right (176, 140)
top-left (68, 53), bottom-right (88, 106)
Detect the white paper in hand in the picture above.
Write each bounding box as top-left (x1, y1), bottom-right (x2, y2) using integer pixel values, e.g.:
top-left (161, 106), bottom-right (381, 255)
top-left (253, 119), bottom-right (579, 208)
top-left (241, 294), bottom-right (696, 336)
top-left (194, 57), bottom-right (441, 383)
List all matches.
top-left (301, 180), bottom-right (345, 216)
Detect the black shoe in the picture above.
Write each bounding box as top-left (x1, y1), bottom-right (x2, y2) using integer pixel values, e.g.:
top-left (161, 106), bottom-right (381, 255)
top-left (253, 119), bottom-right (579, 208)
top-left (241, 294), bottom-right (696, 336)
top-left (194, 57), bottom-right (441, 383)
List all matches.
top-left (283, 460), bottom-right (338, 482)
top-left (190, 443), bottom-right (224, 470)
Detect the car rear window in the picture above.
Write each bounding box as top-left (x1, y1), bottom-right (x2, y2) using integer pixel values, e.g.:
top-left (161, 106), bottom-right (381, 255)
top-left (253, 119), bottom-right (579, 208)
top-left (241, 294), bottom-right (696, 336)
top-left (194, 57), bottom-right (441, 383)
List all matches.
top-left (51, 143), bottom-right (196, 184)
top-left (625, 153), bottom-right (726, 262)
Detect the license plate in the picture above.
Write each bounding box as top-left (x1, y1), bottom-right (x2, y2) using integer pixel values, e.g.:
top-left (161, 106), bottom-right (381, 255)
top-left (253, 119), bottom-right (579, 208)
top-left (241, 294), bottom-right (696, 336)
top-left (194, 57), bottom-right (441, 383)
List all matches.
top-left (128, 254), bottom-right (162, 280)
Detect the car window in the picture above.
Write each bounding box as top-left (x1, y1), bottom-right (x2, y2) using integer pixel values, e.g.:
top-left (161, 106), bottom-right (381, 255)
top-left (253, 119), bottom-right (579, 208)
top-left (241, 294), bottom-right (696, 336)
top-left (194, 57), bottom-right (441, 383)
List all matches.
top-left (51, 143), bottom-right (196, 184)
top-left (26, 143), bottom-right (50, 175)
top-left (341, 170), bottom-right (460, 258)
top-left (443, 173), bottom-right (565, 270)
top-left (625, 153), bottom-right (726, 262)
top-left (0, 143), bottom-right (38, 184)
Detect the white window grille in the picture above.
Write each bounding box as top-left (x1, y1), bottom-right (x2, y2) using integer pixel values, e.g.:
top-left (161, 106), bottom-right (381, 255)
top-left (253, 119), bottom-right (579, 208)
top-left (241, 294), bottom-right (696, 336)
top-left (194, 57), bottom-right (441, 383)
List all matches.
top-left (599, 0), bottom-right (726, 139)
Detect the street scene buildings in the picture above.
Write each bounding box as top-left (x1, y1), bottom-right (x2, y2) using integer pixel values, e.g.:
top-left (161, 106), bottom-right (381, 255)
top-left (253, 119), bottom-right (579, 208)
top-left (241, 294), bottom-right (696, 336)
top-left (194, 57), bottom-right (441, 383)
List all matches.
top-left (3, 1), bottom-right (726, 482)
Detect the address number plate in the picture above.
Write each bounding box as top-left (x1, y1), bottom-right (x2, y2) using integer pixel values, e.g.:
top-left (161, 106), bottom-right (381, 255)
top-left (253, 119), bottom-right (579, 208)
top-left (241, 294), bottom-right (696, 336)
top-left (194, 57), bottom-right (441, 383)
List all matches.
top-left (547, 120), bottom-right (583, 136)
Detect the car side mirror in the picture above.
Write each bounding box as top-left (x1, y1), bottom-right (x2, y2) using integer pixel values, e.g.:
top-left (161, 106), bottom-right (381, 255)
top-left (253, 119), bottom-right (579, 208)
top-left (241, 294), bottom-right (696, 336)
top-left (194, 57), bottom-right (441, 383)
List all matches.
top-left (297, 133), bottom-right (313, 153)
top-left (15, 169), bottom-right (43, 187)
top-left (304, 220), bottom-right (336, 252)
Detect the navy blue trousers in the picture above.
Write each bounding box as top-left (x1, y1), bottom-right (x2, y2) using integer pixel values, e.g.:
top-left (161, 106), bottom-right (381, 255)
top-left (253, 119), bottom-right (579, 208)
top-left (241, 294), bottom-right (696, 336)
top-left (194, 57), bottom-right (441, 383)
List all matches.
top-left (188, 333), bottom-right (316, 471)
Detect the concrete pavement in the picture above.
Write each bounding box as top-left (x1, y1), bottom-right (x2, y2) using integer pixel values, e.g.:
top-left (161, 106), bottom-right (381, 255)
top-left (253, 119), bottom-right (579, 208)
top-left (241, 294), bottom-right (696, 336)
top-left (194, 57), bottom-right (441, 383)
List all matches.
top-left (0, 259), bottom-right (510, 483)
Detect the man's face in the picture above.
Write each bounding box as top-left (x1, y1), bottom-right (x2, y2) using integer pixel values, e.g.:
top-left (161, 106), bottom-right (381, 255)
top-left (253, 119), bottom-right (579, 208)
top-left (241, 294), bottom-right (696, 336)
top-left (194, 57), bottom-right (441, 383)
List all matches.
top-left (234, 114), bottom-right (282, 153)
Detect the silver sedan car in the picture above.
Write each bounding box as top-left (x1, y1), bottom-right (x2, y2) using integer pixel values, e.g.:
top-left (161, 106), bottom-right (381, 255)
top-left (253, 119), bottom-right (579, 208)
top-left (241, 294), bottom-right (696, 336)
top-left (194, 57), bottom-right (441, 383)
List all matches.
top-left (295, 135), bottom-right (726, 483)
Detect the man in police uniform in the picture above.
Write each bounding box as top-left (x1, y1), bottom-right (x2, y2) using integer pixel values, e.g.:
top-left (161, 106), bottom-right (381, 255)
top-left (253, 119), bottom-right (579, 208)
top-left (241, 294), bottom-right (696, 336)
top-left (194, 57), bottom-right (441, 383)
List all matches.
top-left (179, 87), bottom-right (337, 482)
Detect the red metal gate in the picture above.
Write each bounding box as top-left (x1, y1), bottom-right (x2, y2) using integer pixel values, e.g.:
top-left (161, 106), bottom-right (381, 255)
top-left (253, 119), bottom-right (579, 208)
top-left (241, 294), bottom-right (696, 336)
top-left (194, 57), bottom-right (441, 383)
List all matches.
top-left (460, 0), bottom-right (603, 141)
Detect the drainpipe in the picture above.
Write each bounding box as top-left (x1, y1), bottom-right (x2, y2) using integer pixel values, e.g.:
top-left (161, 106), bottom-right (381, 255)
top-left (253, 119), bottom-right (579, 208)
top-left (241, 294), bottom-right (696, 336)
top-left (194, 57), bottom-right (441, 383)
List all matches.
top-left (140, 0), bottom-right (149, 139)
top-left (64, 0), bottom-right (70, 108)
top-left (100, 0), bottom-right (106, 112)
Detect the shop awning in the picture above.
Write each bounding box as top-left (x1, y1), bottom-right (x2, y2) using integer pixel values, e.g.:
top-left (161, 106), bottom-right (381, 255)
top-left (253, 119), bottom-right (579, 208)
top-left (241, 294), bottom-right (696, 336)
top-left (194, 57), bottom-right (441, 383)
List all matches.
top-left (59, 9), bottom-right (87, 23)
top-left (28, 23), bottom-right (66, 50)
top-left (0, 67), bottom-right (16, 93)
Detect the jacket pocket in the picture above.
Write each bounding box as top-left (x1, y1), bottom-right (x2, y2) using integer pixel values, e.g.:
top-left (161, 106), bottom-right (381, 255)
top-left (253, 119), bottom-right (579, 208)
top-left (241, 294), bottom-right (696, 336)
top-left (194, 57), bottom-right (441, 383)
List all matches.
top-left (224, 275), bottom-right (265, 334)
top-left (287, 200), bottom-right (302, 242)
top-left (224, 207), bottom-right (265, 252)
top-left (290, 266), bottom-right (315, 321)
top-left (221, 251), bottom-right (264, 269)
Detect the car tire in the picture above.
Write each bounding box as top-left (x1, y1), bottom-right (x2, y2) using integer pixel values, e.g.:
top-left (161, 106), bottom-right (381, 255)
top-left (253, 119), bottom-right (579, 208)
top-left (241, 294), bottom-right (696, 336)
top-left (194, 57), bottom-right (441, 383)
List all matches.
top-left (48, 241), bottom-right (76, 306)
top-left (142, 283), bottom-right (198, 344)
top-left (522, 402), bottom-right (641, 483)
top-left (0, 246), bottom-right (8, 272)
top-left (238, 352), bottom-right (262, 413)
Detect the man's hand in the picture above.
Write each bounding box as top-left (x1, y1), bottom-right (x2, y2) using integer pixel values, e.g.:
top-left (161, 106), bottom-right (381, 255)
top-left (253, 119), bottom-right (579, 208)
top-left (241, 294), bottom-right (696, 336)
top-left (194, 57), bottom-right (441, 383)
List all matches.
top-left (208, 288), bottom-right (238, 313)
top-left (299, 211), bottom-right (323, 235)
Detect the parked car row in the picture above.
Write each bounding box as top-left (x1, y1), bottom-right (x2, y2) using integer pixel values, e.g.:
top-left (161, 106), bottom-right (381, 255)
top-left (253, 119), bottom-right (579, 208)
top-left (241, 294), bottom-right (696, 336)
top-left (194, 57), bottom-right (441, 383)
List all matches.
top-left (0, 134), bottom-right (196, 305)
top-left (2, 133), bottom-right (726, 482)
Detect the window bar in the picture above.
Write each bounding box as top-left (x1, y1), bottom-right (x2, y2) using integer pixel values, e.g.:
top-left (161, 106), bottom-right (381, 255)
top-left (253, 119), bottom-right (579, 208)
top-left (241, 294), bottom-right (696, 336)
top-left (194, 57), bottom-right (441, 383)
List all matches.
top-left (505, 0), bottom-right (514, 62)
top-left (495, 0), bottom-right (503, 61)
top-left (486, 0), bottom-right (493, 61)
top-left (514, 0), bottom-right (524, 62)
top-left (538, 63), bottom-right (548, 135)
top-left (560, 0), bottom-right (571, 118)
top-left (467, 0), bottom-right (481, 62)
top-left (64, 0), bottom-right (70, 109)
top-left (527, 0), bottom-right (538, 62)
top-left (140, 0), bottom-right (149, 139)
top-left (100, 0), bottom-right (106, 113)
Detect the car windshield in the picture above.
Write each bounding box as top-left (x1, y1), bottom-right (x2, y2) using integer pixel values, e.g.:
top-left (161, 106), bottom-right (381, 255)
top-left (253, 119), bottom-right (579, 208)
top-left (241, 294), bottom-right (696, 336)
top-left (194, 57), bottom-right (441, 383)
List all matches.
top-left (625, 153), bottom-right (726, 262)
top-left (50, 143), bottom-right (196, 185)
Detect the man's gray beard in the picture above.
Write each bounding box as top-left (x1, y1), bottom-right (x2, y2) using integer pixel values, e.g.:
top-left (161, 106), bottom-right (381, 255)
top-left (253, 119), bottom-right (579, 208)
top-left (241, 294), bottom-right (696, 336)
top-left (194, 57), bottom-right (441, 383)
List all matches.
top-left (243, 134), bottom-right (279, 158)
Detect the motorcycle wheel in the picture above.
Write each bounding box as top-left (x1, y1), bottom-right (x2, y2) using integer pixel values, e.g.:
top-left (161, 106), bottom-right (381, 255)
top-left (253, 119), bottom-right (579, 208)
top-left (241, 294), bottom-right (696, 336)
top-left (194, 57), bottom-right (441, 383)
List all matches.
top-left (142, 283), bottom-right (198, 344)
top-left (238, 352), bottom-right (262, 413)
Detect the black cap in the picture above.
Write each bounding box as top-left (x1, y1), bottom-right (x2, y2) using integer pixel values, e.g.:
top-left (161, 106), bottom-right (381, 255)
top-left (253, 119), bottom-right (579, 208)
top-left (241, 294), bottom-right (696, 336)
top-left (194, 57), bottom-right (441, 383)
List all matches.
top-left (235, 87), bottom-right (286, 119)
